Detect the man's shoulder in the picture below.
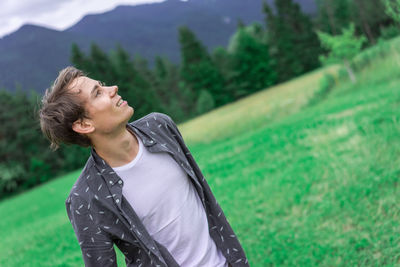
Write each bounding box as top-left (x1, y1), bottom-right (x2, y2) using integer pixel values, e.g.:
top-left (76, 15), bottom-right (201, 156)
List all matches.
top-left (130, 112), bottom-right (173, 126)
top-left (150, 112), bottom-right (174, 124)
top-left (129, 112), bottom-right (175, 134)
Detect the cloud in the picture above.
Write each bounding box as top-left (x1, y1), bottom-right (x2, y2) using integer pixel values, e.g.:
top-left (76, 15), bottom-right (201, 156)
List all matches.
top-left (0, 0), bottom-right (164, 38)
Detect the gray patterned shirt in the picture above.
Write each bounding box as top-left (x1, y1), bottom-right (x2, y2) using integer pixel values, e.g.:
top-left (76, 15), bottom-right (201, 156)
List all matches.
top-left (65, 112), bottom-right (249, 267)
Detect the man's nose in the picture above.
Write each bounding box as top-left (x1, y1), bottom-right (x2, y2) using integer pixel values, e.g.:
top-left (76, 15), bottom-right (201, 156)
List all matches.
top-left (109, 85), bottom-right (118, 96)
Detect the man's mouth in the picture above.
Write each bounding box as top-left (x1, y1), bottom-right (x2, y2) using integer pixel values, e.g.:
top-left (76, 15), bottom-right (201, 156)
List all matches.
top-left (117, 98), bottom-right (124, 107)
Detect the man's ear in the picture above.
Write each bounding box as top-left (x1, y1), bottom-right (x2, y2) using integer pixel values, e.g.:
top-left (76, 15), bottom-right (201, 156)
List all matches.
top-left (72, 118), bottom-right (94, 134)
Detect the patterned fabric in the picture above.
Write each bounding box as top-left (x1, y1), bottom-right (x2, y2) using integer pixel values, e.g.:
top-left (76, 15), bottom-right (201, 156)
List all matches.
top-left (65, 112), bottom-right (249, 267)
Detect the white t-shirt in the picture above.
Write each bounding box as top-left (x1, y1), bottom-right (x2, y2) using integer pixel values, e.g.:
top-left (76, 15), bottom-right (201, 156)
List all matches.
top-left (112, 132), bottom-right (228, 267)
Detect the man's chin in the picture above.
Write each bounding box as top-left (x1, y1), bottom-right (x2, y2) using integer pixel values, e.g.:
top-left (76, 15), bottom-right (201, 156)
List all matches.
top-left (125, 106), bottom-right (134, 122)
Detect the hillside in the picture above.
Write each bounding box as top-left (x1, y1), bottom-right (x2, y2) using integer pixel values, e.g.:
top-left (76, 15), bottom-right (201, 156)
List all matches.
top-left (0, 36), bottom-right (398, 266)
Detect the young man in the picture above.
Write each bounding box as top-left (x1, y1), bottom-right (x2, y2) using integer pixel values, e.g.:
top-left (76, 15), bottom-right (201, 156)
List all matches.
top-left (39, 66), bottom-right (249, 267)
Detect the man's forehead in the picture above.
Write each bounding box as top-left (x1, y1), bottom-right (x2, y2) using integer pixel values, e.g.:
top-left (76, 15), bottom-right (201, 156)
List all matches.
top-left (68, 76), bottom-right (92, 94)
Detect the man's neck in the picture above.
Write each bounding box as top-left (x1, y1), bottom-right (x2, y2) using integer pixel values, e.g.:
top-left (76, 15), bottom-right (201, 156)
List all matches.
top-left (92, 126), bottom-right (139, 168)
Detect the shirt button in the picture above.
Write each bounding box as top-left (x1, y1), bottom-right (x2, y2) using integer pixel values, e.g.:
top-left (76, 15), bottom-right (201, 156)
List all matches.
top-left (116, 199), bottom-right (120, 203)
top-left (118, 180), bottom-right (122, 185)
top-left (109, 181), bottom-right (113, 184)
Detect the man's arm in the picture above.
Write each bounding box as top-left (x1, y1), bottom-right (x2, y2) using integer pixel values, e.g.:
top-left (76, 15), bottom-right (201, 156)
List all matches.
top-left (66, 196), bottom-right (117, 267)
top-left (161, 113), bottom-right (184, 140)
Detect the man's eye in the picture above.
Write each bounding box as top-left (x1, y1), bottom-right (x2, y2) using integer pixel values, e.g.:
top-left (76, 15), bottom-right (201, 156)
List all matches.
top-left (95, 90), bottom-right (101, 96)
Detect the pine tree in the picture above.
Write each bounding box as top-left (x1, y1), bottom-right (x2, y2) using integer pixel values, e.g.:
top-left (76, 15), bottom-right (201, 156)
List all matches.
top-left (195, 89), bottom-right (215, 114)
top-left (315, 0), bottom-right (352, 35)
top-left (178, 26), bottom-right (226, 108)
top-left (155, 56), bottom-right (167, 81)
top-left (263, 0), bottom-right (322, 82)
top-left (111, 46), bottom-right (138, 104)
top-left (179, 26), bottom-right (210, 66)
top-left (71, 43), bottom-right (91, 72)
top-left (153, 56), bottom-right (197, 120)
top-left (152, 56), bottom-right (182, 115)
top-left (316, 0), bottom-right (392, 44)
top-left (88, 43), bottom-right (117, 84)
top-left (228, 24), bottom-right (277, 98)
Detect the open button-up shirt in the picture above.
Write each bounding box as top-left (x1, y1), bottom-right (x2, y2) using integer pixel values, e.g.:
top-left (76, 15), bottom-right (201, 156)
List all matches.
top-left (65, 112), bottom-right (249, 267)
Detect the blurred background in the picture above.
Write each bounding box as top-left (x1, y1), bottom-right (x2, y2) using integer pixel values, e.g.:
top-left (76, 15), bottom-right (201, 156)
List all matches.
top-left (1, 0), bottom-right (400, 266)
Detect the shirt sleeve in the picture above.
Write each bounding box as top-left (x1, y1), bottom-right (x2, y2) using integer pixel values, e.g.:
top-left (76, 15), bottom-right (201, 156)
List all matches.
top-left (66, 195), bottom-right (118, 267)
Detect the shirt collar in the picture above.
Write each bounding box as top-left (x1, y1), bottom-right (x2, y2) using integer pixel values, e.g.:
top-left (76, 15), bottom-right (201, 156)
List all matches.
top-left (126, 122), bottom-right (157, 147)
top-left (90, 122), bottom-right (158, 186)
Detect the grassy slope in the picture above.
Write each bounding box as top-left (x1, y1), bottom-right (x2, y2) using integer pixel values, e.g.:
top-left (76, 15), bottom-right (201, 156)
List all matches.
top-left (1, 37), bottom-right (400, 266)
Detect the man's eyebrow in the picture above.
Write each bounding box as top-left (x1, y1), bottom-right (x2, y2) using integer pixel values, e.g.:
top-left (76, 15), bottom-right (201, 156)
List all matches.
top-left (90, 81), bottom-right (101, 97)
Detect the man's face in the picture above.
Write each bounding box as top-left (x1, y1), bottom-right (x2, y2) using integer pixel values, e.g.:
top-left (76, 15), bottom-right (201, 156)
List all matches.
top-left (70, 76), bottom-right (134, 135)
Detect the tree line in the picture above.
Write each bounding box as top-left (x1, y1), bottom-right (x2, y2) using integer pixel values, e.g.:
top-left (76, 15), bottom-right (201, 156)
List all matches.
top-left (0, 0), bottom-right (398, 200)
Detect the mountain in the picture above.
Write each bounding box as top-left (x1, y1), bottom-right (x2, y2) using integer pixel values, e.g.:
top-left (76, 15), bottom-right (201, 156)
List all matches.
top-left (0, 25), bottom-right (102, 93)
top-left (0, 0), bottom-right (316, 94)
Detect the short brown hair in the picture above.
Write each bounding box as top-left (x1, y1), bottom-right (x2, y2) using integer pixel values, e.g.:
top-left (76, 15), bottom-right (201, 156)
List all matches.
top-left (39, 66), bottom-right (92, 150)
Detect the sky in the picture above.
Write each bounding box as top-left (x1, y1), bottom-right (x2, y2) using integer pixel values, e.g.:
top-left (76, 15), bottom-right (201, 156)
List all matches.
top-left (0, 0), bottom-right (166, 38)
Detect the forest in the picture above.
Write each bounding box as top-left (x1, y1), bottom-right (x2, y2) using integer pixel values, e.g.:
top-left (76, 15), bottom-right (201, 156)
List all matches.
top-left (0, 0), bottom-right (398, 200)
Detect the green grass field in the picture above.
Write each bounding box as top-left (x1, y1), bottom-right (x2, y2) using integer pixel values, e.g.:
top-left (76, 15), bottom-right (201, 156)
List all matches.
top-left (1, 37), bottom-right (400, 266)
